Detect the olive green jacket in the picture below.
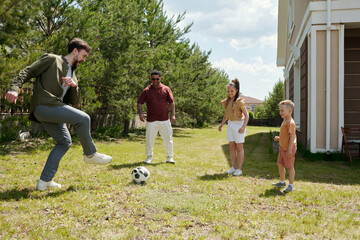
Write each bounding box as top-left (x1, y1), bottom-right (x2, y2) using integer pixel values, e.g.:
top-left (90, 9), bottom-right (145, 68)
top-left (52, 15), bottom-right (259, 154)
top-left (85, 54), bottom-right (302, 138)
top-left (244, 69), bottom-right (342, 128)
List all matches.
top-left (10, 53), bottom-right (80, 122)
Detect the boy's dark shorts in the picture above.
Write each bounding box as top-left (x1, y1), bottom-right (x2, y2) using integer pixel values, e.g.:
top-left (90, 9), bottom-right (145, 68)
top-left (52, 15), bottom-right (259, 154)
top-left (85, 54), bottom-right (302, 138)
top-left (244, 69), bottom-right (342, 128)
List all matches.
top-left (277, 145), bottom-right (297, 168)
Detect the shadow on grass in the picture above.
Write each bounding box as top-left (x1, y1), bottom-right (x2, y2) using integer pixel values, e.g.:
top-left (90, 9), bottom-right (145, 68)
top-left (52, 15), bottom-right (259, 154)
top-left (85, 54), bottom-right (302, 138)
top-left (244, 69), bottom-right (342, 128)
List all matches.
top-left (110, 161), bottom-right (163, 170)
top-left (126, 181), bottom-right (149, 186)
top-left (0, 138), bottom-right (55, 156)
top-left (0, 188), bottom-right (33, 201)
top-left (173, 128), bottom-right (193, 138)
top-left (259, 188), bottom-right (285, 198)
top-left (123, 128), bottom-right (146, 142)
top-left (198, 173), bottom-right (229, 181)
top-left (200, 131), bottom-right (360, 186)
top-left (124, 128), bottom-right (193, 142)
top-left (0, 186), bottom-right (82, 201)
top-left (0, 128), bottom-right (192, 156)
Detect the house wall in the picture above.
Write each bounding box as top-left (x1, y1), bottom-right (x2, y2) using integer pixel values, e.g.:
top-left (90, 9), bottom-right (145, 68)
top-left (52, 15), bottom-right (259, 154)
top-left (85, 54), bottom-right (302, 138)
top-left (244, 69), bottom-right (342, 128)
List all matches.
top-left (316, 31), bottom-right (326, 149)
top-left (245, 103), bottom-right (263, 113)
top-left (315, 30), bottom-right (340, 150)
top-left (286, 0), bottom-right (310, 61)
top-left (330, 30), bottom-right (339, 149)
top-left (285, 79), bottom-right (289, 99)
top-left (344, 28), bottom-right (360, 128)
top-left (289, 66), bottom-right (294, 102)
top-left (294, 60), bottom-right (301, 128)
top-left (299, 37), bottom-right (308, 147)
top-left (308, 34), bottom-right (312, 148)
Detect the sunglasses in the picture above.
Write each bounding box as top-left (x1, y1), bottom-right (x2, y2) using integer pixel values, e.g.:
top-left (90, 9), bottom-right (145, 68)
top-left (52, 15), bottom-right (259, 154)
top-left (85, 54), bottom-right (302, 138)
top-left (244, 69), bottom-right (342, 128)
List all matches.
top-left (151, 78), bottom-right (160, 80)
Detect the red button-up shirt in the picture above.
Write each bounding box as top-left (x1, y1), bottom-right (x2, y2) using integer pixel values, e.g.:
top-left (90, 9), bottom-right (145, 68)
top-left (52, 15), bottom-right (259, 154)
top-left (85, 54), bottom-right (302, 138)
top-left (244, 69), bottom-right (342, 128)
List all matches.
top-left (138, 83), bottom-right (174, 122)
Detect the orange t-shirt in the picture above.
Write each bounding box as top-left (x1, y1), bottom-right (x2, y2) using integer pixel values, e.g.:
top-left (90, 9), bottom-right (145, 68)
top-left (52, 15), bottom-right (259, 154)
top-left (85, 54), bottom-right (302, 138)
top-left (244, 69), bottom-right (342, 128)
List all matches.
top-left (279, 118), bottom-right (297, 151)
top-left (221, 97), bottom-right (245, 121)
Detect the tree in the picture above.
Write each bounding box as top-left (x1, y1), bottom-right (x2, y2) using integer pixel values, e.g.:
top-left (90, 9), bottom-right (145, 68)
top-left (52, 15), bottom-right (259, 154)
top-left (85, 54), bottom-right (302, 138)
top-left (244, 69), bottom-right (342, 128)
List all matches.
top-left (79, 0), bottom-right (228, 130)
top-left (76, 0), bottom-right (195, 133)
top-left (254, 105), bottom-right (266, 119)
top-left (248, 110), bottom-right (254, 119)
top-left (262, 80), bottom-right (284, 119)
top-left (0, 0), bottom-right (78, 112)
top-left (0, 0), bottom-right (37, 91)
top-left (167, 45), bottom-right (229, 127)
top-left (1, 0), bottom-right (231, 134)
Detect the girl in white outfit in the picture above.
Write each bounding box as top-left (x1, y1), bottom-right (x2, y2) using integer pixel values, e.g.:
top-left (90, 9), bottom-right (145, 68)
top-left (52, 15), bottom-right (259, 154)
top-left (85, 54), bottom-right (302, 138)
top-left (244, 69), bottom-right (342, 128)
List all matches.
top-left (218, 79), bottom-right (249, 176)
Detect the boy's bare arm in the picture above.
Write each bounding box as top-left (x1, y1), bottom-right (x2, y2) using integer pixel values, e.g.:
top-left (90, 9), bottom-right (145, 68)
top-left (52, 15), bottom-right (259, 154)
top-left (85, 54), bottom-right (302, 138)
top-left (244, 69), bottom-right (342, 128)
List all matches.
top-left (286, 133), bottom-right (296, 156)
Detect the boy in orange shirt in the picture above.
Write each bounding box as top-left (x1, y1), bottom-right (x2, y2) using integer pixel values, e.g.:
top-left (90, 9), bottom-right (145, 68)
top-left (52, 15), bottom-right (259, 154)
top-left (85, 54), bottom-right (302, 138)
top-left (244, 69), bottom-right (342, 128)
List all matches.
top-left (272, 100), bottom-right (297, 193)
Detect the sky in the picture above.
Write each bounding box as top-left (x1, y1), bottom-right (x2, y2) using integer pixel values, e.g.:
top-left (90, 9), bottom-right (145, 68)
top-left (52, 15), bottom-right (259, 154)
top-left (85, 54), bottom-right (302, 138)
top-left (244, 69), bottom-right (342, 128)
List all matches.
top-left (162, 0), bottom-right (284, 101)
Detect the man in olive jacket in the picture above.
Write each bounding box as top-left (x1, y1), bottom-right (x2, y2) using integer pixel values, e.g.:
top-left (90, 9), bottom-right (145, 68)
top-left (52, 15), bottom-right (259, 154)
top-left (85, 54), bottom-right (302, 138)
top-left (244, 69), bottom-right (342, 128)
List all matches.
top-left (5, 38), bottom-right (112, 191)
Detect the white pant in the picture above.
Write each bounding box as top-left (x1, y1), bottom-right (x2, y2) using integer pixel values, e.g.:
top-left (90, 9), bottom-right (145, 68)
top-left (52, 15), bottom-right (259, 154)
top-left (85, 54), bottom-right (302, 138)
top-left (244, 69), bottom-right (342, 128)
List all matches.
top-left (146, 120), bottom-right (173, 157)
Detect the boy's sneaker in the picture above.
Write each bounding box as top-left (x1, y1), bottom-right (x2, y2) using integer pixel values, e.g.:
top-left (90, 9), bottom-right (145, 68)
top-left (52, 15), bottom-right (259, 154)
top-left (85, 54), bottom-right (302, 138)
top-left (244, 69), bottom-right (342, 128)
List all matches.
top-left (36, 179), bottom-right (61, 191)
top-left (144, 156), bottom-right (152, 164)
top-left (283, 185), bottom-right (295, 193)
top-left (272, 181), bottom-right (286, 188)
top-left (232, 169), bottom-right (243, 176)
top-left (83, 152), bottom-right (112, 165)
top-left (166, 157), bottom-right (175, 164)
top-left (226, 166), bottom-right (236, 174)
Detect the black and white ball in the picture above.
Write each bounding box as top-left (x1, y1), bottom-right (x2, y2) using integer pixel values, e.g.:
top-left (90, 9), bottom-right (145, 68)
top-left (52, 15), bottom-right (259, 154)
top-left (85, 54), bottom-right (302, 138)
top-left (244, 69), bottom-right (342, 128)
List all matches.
top-left (132, 166), bottom-right (150, 184)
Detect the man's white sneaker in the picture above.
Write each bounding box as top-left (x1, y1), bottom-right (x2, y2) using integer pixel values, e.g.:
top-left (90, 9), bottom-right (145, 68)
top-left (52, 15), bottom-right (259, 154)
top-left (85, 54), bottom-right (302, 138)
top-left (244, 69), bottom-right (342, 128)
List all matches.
top-left (166, 157), bottom-right (175, 164)
top-left (36, 179), bottom-right (62, 191)
top-left (83, 152), bottom-right (112, 165)
top-left (144, 156), bottom-right (152, 164)
top-left (226, 167), bottom-right (236, 174)
top-left (232, 169), bottom-right (243, 176)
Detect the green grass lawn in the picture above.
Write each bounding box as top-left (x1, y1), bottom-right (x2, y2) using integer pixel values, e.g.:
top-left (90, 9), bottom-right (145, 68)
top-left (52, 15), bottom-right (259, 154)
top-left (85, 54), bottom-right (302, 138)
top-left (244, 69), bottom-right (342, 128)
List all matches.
top-left (1, 126), bottom-right (359, 239)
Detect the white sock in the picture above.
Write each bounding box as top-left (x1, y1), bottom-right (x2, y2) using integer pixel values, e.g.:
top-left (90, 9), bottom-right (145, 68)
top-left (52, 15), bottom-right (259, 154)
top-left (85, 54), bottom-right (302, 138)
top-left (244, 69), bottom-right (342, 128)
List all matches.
top-left (289, 184), bottom-right (294, 187)
top-left (280, 180), bottom-right (285, 184)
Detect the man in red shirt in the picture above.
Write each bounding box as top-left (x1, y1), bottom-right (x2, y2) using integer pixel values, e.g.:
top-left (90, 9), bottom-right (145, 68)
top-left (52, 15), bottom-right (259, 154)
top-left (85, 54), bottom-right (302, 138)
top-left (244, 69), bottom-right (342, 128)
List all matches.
top-left (137, 71), bottom-right (176, 164)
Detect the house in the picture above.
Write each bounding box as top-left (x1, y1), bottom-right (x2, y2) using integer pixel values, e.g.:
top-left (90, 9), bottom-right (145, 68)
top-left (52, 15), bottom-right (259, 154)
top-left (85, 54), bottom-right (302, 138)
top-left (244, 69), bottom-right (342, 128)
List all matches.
top-left (277, 0), bottom-right (360, 153)
top-left (241, 95), bottom-right (263, 113)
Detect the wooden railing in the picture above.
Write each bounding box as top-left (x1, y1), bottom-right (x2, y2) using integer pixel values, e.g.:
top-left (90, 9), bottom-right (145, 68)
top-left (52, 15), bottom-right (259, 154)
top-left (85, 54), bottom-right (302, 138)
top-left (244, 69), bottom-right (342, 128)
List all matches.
top-left (0, 88), bottom-right (32, 113)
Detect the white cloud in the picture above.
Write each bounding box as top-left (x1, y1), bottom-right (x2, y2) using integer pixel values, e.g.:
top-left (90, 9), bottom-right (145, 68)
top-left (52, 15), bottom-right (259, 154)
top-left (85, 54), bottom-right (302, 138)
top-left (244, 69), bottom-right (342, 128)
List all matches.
top-left (230, 38), bottom-right (255, 50)
top-left (192, 0), bottom-right (277, 38)
top-left (258, 34), bottom-right (277, 49)
top-left (164, 0), bottom-right (278, 42)
top-left (260, 78), bottom-right (273, 83)
top-left (229, 34), bottom-right (277, 50)
top-left (165, 0), bottom-right (277, 37)
top-left (213, 56), bottom-right (279, 75)
top-left (162, 0), bottom-right (281, 100)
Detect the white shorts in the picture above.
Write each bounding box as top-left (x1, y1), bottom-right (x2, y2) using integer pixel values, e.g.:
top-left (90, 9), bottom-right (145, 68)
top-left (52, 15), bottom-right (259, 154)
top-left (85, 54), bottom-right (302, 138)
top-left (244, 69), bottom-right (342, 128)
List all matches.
top-left (227, 120), bottom-right (246, 143)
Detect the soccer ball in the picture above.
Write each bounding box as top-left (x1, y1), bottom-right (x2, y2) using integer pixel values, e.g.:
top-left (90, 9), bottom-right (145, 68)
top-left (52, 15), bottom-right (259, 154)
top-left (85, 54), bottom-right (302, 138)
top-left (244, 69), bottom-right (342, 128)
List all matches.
top-left (132, 166), bottom-right (150, 184)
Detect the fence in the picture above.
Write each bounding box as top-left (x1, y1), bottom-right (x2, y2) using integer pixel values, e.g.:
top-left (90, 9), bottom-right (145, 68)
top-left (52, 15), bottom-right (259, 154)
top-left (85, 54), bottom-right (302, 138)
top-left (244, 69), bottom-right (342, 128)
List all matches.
top-left (1, 90), bottom-right (281, 131)
top-left (0, 88), bottom-right (31, 113)
top-left (247, 118), bottom-right (282, 127)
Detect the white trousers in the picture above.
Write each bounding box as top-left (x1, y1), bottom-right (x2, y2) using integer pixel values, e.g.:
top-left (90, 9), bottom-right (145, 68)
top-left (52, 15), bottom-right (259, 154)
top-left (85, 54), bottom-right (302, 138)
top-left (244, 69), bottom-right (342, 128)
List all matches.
top-left (146, 120), bottom-right (173, 157)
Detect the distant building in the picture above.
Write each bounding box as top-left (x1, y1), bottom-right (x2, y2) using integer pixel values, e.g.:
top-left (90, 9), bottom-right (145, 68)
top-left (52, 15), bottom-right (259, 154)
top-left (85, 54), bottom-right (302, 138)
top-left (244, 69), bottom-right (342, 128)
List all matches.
top-left (241, 95), bottom-right (263, 113)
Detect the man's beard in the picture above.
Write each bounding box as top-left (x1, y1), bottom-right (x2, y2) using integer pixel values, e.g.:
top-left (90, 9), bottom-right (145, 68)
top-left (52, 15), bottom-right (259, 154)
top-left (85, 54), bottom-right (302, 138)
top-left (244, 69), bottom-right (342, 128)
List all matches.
top-left (71, 60), bottom-right (79, 71)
